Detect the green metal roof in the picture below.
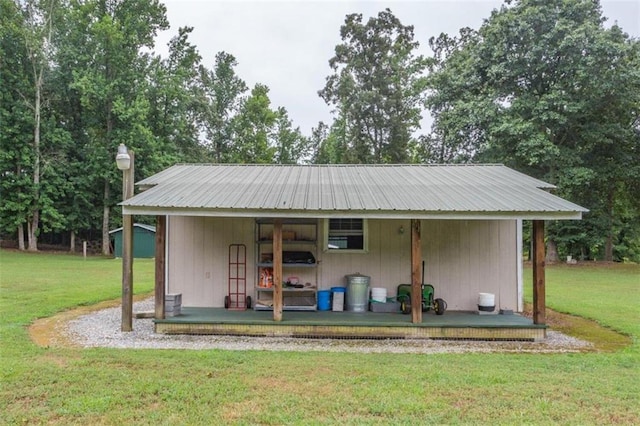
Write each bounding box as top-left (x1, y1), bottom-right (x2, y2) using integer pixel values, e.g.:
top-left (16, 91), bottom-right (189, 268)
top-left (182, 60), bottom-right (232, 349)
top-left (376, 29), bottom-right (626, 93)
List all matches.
top-left (122, 164), bottom-right (587, 220)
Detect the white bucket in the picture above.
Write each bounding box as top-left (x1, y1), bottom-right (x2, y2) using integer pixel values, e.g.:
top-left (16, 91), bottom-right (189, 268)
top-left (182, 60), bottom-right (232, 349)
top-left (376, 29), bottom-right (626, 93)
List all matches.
top-left (371, 287), bottom-right (387, 303)
top-left (478, 292), bottom-right (495, 312)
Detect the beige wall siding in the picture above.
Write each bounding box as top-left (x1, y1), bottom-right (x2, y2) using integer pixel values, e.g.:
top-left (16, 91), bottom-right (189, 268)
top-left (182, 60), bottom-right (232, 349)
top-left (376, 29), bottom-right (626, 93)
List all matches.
top-left (319, 219), bottom-right (412, 290)
top-left (168, 217), bottom-right (519, 311)
top-left (168, 217), bottom-right (254, 307)
top-left (422, 220), bottom-right (518, 311)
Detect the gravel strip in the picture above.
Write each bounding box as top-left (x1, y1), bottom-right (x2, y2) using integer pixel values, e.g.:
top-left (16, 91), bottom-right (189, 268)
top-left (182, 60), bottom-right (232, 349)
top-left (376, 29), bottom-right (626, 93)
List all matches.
top-left (65, 298), bottom-right (593, 354)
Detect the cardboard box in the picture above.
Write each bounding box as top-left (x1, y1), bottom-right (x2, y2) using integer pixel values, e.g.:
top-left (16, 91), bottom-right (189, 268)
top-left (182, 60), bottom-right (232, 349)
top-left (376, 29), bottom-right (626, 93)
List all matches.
top-left (282, 230), bottom-right (296, 241)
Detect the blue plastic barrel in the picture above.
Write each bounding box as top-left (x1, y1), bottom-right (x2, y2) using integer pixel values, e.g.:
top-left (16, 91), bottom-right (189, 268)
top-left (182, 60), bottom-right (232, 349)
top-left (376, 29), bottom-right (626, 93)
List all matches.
top-left (331, 286), bottom-right (346, 293)
top-left (317, 290), bottom-right (331, 311)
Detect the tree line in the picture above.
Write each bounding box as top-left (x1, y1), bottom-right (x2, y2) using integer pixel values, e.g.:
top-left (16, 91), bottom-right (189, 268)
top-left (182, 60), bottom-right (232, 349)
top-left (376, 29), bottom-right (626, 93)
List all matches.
top-left (1, 0), bottom-right (638, 262)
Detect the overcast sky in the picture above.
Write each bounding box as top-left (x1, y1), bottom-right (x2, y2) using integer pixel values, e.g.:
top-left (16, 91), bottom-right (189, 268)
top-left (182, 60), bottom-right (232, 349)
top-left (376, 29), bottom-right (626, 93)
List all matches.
top-left (155, 0), bottom-right (640, 136)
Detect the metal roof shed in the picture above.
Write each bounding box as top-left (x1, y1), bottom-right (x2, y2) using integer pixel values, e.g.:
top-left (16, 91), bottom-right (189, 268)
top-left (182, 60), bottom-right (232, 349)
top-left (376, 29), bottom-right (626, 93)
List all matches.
top-left (119, 164), bottom-right (588, 335)
top-left (110, 223), bottom-right (156, 258)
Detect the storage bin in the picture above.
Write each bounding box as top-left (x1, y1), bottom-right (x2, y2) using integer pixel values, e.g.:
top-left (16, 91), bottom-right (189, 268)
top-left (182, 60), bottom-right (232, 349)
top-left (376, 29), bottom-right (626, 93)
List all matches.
top-left (331, 287), bottom-right (346, 311)
top-left (370, 301), bottom-right (401, 313)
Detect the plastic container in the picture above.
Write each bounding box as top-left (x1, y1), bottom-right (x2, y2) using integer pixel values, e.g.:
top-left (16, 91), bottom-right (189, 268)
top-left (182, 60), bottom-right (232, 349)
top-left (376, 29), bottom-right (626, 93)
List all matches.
top-left (371, 287), bottom-right (387, 303)
top-left (370, 301), bottom-right (401, 313)
top-left (331, 287), bottom-right (346, 312)
top-left (478, 292), bottom-right (495, 312)
top-left (345, 273), bottom-right (370, 312)
top-left (317, 290), bottom-right (331, 311)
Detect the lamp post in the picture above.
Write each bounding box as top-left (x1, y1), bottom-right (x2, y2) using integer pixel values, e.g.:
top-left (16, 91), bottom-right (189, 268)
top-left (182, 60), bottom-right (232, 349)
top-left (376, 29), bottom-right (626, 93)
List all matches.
top-left (116, 144), bottom-right (134, 331)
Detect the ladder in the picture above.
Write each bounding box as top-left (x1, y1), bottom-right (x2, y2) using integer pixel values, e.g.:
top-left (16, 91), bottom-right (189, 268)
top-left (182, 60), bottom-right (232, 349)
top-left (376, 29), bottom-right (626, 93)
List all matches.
top-left (226, 244), bottom-right (250, 310)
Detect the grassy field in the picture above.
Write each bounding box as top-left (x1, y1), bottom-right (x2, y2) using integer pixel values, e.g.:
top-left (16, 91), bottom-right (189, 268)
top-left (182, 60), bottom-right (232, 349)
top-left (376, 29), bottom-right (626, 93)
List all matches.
top-left (1, 250), bottom-right (638, 424)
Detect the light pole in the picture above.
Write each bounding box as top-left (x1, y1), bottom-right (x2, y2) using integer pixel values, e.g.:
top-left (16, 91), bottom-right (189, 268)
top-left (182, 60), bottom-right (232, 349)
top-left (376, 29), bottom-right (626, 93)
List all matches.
top-left (116, 143), bottom-right (134, 331)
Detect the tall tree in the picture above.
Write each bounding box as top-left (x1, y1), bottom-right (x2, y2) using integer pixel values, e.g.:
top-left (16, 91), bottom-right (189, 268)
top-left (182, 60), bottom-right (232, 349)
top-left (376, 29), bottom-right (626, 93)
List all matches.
top-left (309, 121), bottom-right (329, 164)
top-left (147, 26), bottom-right (204, 166)
top-left (0, 0), bottom-right (72, 251)
top-left (199, 51), bottom-right (248, 163)
top-left (0, 0), bottom-right (33, 250)
top-left (50, 0), bottom-right (102, 250)
top-left (230, 84), bottom-right (277, 163)
top-left (6, 0), bottom-right (59, 251)
top-left (64, 0), bottom-right (168, 254)
top-left (319, 8), bottom-right (428, 164)
top-left (424, 28), bottom-right (488, 163)
top-left (310, 119), bottom-right (350, 164)
top-left (426, 0), bottom-right (640, 261)
top-left (273, 107), bottom-right (308, 164)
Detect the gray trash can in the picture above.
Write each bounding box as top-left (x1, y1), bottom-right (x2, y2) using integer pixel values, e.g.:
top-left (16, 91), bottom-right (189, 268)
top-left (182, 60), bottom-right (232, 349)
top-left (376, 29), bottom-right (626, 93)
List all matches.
top-left (345, 273), bottom-right (370, 312)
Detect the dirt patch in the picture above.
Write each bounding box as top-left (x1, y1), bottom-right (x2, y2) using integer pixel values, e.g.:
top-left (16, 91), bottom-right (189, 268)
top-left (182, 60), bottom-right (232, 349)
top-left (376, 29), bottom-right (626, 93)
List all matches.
top-left (522, 304), bottom-right (632, 352)
top-left (29, 294), bottom-right (151, 348)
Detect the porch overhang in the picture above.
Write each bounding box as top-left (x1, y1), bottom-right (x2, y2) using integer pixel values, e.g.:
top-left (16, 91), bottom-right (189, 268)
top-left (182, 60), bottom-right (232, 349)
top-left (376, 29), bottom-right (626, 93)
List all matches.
top-left (123, 205), bottom-right (583, 221)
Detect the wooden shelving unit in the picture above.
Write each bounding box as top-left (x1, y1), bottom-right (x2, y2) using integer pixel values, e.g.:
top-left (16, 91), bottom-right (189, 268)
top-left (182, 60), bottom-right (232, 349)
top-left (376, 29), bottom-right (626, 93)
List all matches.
top-left (254, 219), bottom-right (318, 311)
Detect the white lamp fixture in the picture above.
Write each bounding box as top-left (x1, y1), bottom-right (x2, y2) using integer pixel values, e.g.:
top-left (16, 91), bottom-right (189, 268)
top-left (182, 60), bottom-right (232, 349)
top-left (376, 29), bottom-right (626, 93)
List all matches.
top-left (115, 144), bottom-right (131, 170)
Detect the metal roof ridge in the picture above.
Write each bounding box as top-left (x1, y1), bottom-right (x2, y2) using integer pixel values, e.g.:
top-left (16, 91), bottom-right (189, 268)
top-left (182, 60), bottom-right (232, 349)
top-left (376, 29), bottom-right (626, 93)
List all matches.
top-left (169, 163), bottom-right (506, 167)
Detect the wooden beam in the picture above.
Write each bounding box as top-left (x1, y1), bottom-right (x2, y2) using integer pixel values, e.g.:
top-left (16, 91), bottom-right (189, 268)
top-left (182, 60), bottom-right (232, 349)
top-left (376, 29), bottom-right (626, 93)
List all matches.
top-left (155, 215), bottom-right (166, 320)
top-left (411, 219), bottom-right (422, 324)
top-left (121, 213), bottom-right (133, 331)
top-left (532, 220), bottom-right (546, 325)
top-left (272, 219), bottom-right (283, 321)
top-left (121, 150), bottom-right (134, 332)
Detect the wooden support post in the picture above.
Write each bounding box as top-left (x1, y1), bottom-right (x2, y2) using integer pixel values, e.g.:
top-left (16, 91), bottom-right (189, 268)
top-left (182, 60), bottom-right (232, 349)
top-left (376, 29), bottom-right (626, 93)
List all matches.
top-left (155, 215), bottom-right (166, 320)
top-left (121, 150), bottom-right (135, 332)
top-left (532, 220), bottom-right (546, 325)
top-left (121, 213), bottom-right (133, 331)
top-left (273, 219), bottom-right (283, 321)
top-left (411, 219), bottom-right (422, 324)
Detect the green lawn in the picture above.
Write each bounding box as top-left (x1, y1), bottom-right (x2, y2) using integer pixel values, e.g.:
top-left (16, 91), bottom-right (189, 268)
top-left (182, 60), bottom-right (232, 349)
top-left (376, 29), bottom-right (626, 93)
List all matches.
top-left (1, 250), bottom-right (638, 424)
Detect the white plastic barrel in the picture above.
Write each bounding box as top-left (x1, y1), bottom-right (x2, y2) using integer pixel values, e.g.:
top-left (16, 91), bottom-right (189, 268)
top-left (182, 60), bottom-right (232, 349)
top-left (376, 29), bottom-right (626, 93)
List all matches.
top-left (478, 293), bottom-right (495, 312)
top-left (371, 287), bottom-right (387, 303)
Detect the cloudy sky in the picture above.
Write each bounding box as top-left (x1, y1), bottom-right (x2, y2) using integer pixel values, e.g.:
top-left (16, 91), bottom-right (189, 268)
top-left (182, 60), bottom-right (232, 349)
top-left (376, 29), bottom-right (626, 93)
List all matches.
top-left (155, 0), bottom-right (640, 136)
